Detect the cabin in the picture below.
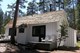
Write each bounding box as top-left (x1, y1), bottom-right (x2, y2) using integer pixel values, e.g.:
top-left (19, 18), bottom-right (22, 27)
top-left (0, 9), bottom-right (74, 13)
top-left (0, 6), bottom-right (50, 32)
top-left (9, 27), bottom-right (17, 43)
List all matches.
top-left (5, 10), bottom-right (77, 50)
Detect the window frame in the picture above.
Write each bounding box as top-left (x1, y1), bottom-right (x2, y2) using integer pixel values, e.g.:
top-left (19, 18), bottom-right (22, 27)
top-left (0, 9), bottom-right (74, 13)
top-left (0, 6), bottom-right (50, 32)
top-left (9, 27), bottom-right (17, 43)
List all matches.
top-left (32, 25), bottom-right (46, 38)
top-left (19, 27), bottom-right (25, 33)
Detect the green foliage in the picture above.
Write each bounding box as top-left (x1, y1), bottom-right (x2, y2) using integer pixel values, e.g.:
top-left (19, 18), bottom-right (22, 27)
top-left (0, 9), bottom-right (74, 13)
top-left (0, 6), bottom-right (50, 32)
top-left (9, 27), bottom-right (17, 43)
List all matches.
top-left (76, 3), bottom-right (80, 30)
top-left (64, 0), bottom-right (71, 6)
top-left (0, 0), bottom-right (2, 1)
top-left (77, 41), bottom-right (80, 47)
top-left (0, 8), bottom-right (3, 34)
top-left (0, 0), bottom-right (2, 6)
top-left (67, 8), bottom-right (76, 29)
top-left (60, 25), bottom-right (68, 37)
top-left (4, 16), bottom-right (11, 26)
top-left (37, 0), bottom-right (45, 12)
top-left (60, 20), bottom-right (68, 37)
top-left (0, 11), bottom-right (11, 34)
top-left (66, 0), bottom-right (77, 29)
top-left (27, 0), bottom-right (38, 15)
top-left (58, 20), bottom-right (68, 46)
top-left (1, 26), bottom-right (5, 34)
top-left (7, 0), bottom-right (27, 17)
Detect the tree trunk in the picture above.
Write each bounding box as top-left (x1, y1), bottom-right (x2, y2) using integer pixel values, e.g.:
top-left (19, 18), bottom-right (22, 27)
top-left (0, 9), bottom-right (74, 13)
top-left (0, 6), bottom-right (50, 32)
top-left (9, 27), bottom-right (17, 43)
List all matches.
top-left (54, 0), bottom-right (56, 11)
top-left (73, 0), bottom-right (76, 29)
top-left (43, 0), bottom-right (45, 13)
top-left (11, 0), bottom-right (20, 44)
top-left (59, 0), bottom-right (61, 10)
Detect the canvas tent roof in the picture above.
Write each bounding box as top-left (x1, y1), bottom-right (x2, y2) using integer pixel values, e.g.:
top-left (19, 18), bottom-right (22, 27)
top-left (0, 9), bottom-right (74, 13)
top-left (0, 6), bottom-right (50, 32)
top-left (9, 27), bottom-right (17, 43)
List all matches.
top-left (7, 10), bottom-right (67, 27)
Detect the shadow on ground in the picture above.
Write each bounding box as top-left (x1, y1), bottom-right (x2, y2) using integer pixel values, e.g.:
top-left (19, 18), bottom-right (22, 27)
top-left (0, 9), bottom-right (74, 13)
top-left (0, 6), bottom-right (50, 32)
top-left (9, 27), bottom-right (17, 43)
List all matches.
top-left (18, 46), bottom-right (50, 53)
top-left (0, 43), bottom-right (80, 53)
top-left (19, 49), bottom-right (50, 53)
top-left (55, 46), bottom-right (80, 52)
top-left (18, 46), bottom-right (80, 53)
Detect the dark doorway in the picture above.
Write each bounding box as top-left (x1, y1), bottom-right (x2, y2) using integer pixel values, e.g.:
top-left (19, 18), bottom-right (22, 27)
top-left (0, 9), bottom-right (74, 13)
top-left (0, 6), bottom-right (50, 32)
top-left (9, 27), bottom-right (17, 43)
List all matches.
top-left (32, 25), bottom-right (46, 42)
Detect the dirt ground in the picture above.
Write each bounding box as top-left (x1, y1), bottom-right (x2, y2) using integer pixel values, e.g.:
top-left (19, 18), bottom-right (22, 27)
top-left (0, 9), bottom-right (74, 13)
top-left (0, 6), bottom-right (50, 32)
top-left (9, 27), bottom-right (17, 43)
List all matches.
top-left (18, 47), bottom-right (80, 53)
top-left (51, 50), bottom-right (80, 53)
top-left (0, 43), bottom-right (80, 53)
top-left (19, 49), bottom-right (80, 53)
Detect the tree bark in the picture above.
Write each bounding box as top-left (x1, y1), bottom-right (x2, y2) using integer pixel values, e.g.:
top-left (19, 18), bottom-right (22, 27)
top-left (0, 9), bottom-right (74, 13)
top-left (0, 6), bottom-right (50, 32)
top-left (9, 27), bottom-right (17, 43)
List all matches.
top-left (42, 0), bottom-right (45, 13)
top-left (11, 0), bottom-right (20, 44)
top-left (50, 4), bottom-right (52, 11)
top-left (73, 0), bottom-right (76, 29)
top-left (59, 0), bottom-right (61, 10)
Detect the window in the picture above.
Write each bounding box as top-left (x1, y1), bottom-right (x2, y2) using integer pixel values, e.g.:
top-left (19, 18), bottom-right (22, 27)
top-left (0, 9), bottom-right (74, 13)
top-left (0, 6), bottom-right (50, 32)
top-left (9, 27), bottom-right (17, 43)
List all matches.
top-left (9, 28), bottom-right (12, 35)
top-left (32, 25), bottom-right (46, 38)
top-left (18, 24), bottom-right (27, 33)
top-left (19, 27), bottom-right (24, 33)
top-left (9, 28), bottom-right (16, 36)
top-left (32, 26), bottom-right (40, 36)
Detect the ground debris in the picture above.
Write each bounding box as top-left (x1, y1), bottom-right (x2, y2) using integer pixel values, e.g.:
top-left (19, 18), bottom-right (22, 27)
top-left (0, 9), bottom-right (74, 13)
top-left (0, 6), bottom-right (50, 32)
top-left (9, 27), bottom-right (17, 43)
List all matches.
top-left (0, 43), bottom-right (19, 53)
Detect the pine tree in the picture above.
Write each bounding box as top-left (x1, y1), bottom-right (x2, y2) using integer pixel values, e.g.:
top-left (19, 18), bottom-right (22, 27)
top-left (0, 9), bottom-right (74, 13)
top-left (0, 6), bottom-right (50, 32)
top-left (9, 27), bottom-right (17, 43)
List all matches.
top-left (77, 0), bottom-right (80, 30)
top-left (11, 0), bottom-right (20, 44)
top-left (0, 0), bottom-right (2, 6)
top-left (38, 0), bottom-right (50, 13)
top-left (0, 7), bottom-right (3, 34)
top-left (7, 0), bottom-right (27, 18)
top-left (64, 0), bottom-right (77, 29)
top-left (27, 0), bottom-right (38, 15)
top-left (3, 11), bottom-right (11, 26)
top-left (37, 0), bottom-right (65, 13)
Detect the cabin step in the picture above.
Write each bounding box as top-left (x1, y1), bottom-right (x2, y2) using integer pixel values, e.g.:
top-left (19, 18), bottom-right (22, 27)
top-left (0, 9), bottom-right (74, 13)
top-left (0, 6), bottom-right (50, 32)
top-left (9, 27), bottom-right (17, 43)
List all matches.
top-left (26, 43), bottom-right (36, 49)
